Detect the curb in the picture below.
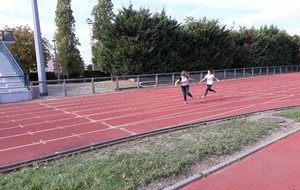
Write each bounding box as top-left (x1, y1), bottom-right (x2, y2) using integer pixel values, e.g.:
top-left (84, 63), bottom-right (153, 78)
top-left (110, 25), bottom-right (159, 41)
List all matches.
top-left (164, 127), bottom-right (300, 190)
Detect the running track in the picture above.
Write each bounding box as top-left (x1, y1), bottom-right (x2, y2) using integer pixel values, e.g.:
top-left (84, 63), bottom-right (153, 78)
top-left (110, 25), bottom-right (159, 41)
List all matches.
top-left (1, 73), bottom-right (300, 169)
top-left (181, 131), bottom-right (300, 190)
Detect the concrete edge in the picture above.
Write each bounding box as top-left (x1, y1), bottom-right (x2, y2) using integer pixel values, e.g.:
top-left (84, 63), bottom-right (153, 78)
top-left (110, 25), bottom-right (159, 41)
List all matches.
top-left (164, 127), bottom-right (300, 190)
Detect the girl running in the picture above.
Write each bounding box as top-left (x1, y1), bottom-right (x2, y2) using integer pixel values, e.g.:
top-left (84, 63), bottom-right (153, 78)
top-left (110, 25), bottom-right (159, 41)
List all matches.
top-left (175, 71), bottom-right (194, 104)
top-left (199, 70), bottom-right (220, 99)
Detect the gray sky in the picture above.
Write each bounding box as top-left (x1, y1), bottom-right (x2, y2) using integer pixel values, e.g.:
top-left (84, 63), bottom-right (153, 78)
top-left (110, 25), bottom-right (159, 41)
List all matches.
top-left (1, 0), bottom-right (299, 66)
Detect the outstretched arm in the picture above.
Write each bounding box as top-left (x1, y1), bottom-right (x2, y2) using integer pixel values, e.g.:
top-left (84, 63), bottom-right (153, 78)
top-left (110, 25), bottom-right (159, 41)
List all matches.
top-left (175, 79), bottom-right (180, 86)
top-left (199, 76), bottom-right (207, 83)
top-left (214, 76), bottom-right (220, 81)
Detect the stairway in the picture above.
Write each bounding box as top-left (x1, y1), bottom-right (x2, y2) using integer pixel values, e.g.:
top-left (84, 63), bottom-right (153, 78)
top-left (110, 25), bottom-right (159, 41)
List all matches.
top-left (0, 52), bottom-right (31, 103)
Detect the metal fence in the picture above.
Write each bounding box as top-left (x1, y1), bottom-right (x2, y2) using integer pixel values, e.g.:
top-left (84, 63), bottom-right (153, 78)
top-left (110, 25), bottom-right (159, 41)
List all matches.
top-left (30, 65), bottom-right (300, 99)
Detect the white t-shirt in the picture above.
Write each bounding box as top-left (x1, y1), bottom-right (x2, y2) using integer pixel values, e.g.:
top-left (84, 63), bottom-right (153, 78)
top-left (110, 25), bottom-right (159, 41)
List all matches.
top-left (179, 76), bottom-right (189, 86)
top-left (204, 74), bottom-right (215, 85)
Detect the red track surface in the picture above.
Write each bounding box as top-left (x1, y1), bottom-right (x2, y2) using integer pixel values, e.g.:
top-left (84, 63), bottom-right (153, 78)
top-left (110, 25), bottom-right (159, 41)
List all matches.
top-left (1, 73), bottom-right (300, 169)
top-left (182, 131), bottom-right (300, 190)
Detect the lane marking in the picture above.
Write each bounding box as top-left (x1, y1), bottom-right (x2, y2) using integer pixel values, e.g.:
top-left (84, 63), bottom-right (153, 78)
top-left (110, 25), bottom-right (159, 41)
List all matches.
top-left (120, 128), bottom-right (136, 135)
top-left (1, 73), bottom-right (300, 160)
top-left (0, 127), bottom-right (116, 152)
top-left (0, 121), bottom-right (93, 140)
top-left (101, 122), bottom-right (116, 129)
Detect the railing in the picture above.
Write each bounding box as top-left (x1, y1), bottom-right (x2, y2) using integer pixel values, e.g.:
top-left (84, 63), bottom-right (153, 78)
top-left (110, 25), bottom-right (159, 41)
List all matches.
top-left (0, 41), bottom-right (26, 86)
top-left (30, 65), bottom-right (300, 99)
top-left (0, 30), bottom-right (15, 42)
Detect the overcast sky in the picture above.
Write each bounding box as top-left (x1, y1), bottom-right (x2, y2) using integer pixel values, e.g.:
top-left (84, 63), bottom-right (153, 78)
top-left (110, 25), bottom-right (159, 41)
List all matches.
top-left (1, 0), bottom-right (300, 66)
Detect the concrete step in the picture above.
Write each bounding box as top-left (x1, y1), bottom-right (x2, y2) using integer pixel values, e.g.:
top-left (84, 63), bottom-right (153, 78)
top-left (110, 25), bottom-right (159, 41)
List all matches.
top-left (0, 52), bottom-right (28, 101)
top-left (0, 72), bottom-right (18, 76)
top-left (0, 78), bottom-right (22, 83)
top-left (0, 70), bottom-right (16, 73)
top-left (0, 83), bottom-right (24, 88)
top-left (0, 86), bottom-right (27, 92)
top-left (0, 62), bottom-right (13, 65)
top-left (0, 90), bottom-right (32, 103)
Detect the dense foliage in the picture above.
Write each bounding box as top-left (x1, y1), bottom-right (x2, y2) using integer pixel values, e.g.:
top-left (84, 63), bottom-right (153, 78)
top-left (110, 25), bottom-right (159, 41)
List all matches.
top-left (4, 25), bottom-right (52, 73)
top-left (54, 0), bottom-right (84, 77)
top-left (92, 4), bottom-right (300, 75)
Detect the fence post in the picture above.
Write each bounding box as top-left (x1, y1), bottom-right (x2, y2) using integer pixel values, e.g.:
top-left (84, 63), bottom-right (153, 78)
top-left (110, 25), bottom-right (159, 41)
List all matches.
top-left (30, 82), bottom-right (34, 99)
top-left (115, 76), bottom-right (119, 91)
top-left (234, 69), bottom-right (236, 79)
top-left (155, 74), bottom-right (158, 87)
top-left (260, 68), bottom-right (262, 76)
top-left (280, 67), bottom-right (282, 74)
top-left (137, 75), bottom-right (140, 88)
top-left (172, 73), bottom-right (175, 85)
top-left (91, 78), bottom-right (95, 94)
top-left (267, 67), bottom-right (269, 75)
top-left (63, 79), bottom-right (67, 96)
top-left (224, 70), bottom-right (226, 80)
top-left (251, 69), bottom-right (254, 77)
top-left (243, 68), bottom-right (246, 78)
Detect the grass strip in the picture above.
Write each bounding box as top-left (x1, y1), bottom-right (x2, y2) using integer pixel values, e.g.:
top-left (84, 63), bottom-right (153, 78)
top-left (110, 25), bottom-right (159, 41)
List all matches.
top-left (275, 108), bottom-right (300, 122)
top-left (0, 118), bottom-right (279, 190)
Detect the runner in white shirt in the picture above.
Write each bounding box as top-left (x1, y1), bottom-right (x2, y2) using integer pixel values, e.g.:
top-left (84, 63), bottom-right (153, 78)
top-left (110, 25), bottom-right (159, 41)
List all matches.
top-left (199, 70), bottom-right (220, 99)
top-left (175, 71), bottom-right (194, 104)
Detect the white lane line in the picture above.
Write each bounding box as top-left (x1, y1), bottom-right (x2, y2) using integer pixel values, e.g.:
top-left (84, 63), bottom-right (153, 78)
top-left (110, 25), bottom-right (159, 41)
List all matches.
top-left (264, 95), bottom-right (294, 103)
top-left (39, 140), bottom-right (46, 145)
top-left (0, 121), bottom-right (92, 140)
top-left (0, 127), bottom-right (115, 153)
top-left (76, 99), bottom-right (180, 117)
top-left (101, 121), bottom-right (116, 129)
top-left (110, 92), bottom-right (270, 128)
top-left (120, 128), bottom-right (136, 135)
top-left (179, 105), bottom-right (255, 126)
top-left (0, 115), bottom-right (86, 131)
top-left (98, 94), bottom-right (261, 128)
top-left (86, 95), bottom-right (241, 123)
top-left (114, 105), bottom-right (244, 128)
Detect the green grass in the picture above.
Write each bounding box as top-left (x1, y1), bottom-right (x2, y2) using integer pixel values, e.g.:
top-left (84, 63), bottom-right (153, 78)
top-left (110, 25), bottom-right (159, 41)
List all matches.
top-left (0, 118), bottom-right (279, 190)
top-left (275, 108), bottom-right (300, 122)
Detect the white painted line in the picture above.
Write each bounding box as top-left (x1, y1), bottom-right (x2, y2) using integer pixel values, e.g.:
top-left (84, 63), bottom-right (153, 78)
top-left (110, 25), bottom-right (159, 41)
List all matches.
top-left (120, 128), bottom-right (136, 135)
top-left (179, 105), bottom-right (255, 126)
top-left (101, 121), bottom-right (116, 128)
top-left (114, 105), bottom-right (243, 128)
top-left (0, 127), bottom-right (115, 152)
top-left (0, 121), bottom-right (92, 140)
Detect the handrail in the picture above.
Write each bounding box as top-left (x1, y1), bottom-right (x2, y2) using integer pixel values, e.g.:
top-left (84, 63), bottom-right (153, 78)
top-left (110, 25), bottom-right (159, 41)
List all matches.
top-left (0, 41), bottom-right (25, 86)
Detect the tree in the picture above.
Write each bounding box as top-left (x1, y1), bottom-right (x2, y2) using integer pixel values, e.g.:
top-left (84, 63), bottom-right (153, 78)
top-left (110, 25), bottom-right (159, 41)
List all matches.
top-left (98, 5), bottom-right (185, 75)
top-left (54, 0), bottom-right (84, 77)
top-left (91, 0), bottom-right (115, 73)
top-left (231, 27), bottom-right (256, 68)
top-left (251, 25), bottom-right (298, 67)
top-left (4, 25), bottom-right (51, 73)
top-left (86, 64), bottom-right (93, 71)
top-left (183, 17), bottom-right (235, 70)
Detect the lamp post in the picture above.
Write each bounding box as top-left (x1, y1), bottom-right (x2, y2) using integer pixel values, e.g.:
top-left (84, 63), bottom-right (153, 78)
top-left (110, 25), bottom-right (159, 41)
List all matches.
top-left (52, 39), bottom-right (60, 81)
top-left (31, 0), bottom-right (48, 96)
top-left (86, 18), bottom-right (94, 70)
